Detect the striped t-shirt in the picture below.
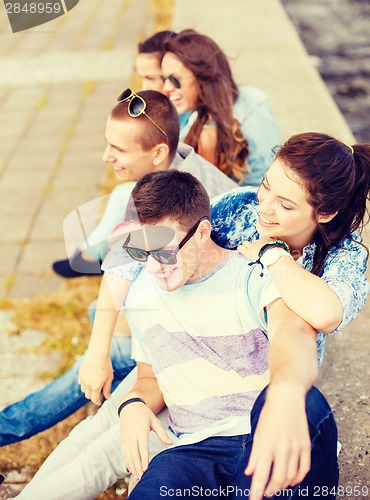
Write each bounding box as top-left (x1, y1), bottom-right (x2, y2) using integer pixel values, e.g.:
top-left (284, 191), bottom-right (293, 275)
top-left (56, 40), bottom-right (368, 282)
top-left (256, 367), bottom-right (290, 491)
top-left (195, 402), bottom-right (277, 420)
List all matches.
top-left (125, 252), bottom-right (280, 446)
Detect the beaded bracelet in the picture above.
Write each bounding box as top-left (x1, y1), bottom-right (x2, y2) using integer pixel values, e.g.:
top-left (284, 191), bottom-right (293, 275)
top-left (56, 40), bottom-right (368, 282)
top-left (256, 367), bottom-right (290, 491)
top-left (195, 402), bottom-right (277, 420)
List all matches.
top-left (117, 397), bottom-right (146, 417)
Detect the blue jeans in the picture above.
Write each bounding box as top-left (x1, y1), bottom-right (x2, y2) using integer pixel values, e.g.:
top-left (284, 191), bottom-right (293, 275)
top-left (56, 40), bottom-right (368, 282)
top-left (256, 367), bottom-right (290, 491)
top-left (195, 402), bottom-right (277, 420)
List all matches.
top-left (0, 336), bottom-right (135, 446)
top-left (130, 387), bottom-right (339, 499)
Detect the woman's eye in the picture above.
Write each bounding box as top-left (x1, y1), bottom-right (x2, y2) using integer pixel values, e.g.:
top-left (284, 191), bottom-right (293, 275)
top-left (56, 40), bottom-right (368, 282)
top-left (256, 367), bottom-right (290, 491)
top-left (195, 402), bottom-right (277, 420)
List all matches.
top-left (261, 180), bottom-right (269, 190)
top-left (281, 203), bottom-right (293, 211)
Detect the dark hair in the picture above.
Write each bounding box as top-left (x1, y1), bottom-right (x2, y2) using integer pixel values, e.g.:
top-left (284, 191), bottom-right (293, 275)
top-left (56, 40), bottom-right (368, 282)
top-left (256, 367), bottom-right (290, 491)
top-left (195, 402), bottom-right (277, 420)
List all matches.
top-left (110, 90), bottom-right (179, 162)
top-left (125, 170), bottom-right (210, 230)
top-left (138, 30), bottom-right (176, 56)
top-left (276, 132), bottom-right (370, 275)
top-left (162, 29), bottom-right (248, 183)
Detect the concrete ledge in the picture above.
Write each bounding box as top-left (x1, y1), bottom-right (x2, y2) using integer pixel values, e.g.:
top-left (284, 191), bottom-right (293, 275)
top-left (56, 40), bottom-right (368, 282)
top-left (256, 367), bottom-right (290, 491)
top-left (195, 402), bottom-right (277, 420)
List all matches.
top-left (173, 0), bottom-right (368, 490)
top-left (173, 0), bottom-right (354, 143)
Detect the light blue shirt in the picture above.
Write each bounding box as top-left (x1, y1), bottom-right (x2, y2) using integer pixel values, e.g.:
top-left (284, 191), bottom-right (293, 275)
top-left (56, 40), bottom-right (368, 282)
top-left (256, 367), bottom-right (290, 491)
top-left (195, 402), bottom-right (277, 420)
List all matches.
top-left (179, 86), bottom-right (281, 187)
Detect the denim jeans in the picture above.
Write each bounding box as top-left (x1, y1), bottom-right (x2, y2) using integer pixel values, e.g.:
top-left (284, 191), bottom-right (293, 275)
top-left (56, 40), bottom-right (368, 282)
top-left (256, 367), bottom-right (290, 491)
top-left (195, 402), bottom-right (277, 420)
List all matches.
top-left (130, 387), bottom-right (339, 500)
top-left (0, 336), bottom-right (135, 446)
top-left (13, 386), bottom-right (338, 500)
top-left (13, 369), bottom-right (170, 500)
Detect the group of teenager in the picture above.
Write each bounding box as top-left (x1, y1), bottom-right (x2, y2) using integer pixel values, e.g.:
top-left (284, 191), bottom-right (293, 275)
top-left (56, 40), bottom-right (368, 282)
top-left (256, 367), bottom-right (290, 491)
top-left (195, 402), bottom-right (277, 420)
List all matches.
top-left (2, 29), bottom-right (370, 500)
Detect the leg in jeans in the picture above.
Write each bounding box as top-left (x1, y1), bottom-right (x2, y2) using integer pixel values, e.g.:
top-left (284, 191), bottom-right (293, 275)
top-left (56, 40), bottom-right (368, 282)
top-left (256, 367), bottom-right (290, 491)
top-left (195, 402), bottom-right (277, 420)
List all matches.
top-left (13, 369), bottom-right (169, 500)
top-left (13, 383), bottom-right (127, 500)
top-left (233, 386), bottom-right (339, 499)
top-left (0, 336), bottom-right (135, 446)
top-left (129, 436), bottom-right (248, 500)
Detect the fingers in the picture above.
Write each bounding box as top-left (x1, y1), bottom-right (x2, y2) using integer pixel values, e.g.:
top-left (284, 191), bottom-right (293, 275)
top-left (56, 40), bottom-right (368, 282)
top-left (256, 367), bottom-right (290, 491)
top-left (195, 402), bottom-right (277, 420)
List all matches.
top-left (264, 448), bottom-right (295, 497)
top-left (79, 383), bottom-right (103, 406)
top-left (290, 447), bottom-right (311, 486)
top-left (246, 445), bottom-right (311, 500)
top-left (102, 379), bottom-right (112, 400)
top-left (237, 244), bottom-right (249, 257)
top-left (123, 432), bottom-right (149, 480)
top-left (151, 417), bottom-right (173, 445)
top-left (247, 453), bottom-right (273, 500)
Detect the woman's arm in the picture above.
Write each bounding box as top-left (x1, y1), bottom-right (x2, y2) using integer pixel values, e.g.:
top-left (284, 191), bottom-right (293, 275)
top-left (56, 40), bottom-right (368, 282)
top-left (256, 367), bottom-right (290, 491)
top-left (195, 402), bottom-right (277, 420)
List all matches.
top-left (264, 256), bottom-right (343, 333)
top-left (239, 236), bottom-right (369, 333)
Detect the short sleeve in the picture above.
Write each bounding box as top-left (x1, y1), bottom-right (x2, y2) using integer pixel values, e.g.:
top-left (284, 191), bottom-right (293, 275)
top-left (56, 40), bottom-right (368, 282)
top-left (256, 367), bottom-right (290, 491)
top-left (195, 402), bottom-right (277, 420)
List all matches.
top-left (102, 238), bottom-right (144, 282)
top-left (319, 238), bottom-right (369, 333)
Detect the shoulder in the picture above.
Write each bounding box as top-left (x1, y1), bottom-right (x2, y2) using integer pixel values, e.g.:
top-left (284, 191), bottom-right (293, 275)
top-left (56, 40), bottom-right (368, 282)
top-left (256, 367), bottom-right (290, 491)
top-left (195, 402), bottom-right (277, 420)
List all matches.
top-left (234, 86), bottom-right (269, 113)
top-left (211, 187), bottom-right (259, 248)
top-left (111, 181), bottom-right (136, 196)
top-left (111, 182), bottom-right (137, 193)
top-left (324, 234), bottom-right (368, 270)
top-left (177, 143), bottom-right (236, 183)
top-left (211, 186), bottom-right (259, 212)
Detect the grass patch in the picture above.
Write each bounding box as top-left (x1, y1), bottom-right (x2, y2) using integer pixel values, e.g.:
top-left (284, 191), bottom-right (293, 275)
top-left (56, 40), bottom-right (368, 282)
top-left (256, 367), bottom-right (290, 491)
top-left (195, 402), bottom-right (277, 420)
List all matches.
top-left (5, 276), bottom-right (101, 374)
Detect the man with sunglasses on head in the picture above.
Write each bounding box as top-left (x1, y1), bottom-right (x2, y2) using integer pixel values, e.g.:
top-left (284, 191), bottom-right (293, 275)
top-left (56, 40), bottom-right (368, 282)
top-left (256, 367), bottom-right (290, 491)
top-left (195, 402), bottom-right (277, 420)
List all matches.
top-left (0, 89), bottom-right (236, 449)
top-left (52, 88), bottom-right (236, 278)
top-left (16, 170), bottom-right (338, 500)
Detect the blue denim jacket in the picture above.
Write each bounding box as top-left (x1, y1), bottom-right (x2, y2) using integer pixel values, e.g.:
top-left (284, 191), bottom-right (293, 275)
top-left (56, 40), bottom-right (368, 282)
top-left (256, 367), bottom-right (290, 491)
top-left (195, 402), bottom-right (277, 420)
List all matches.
top-left (179, 86), bottom-right (281, 187)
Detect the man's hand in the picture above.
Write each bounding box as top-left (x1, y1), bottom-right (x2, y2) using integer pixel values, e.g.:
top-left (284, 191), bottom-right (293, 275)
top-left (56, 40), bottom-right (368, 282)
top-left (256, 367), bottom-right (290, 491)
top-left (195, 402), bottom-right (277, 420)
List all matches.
top-left (120, 401), bottom-right (173, 480)
top-left (237, 237), bottom-right (275, 262)
top-left (245, 384), bottom-right (311, 500)
top-left (78, 352), bottom-right (114, 405)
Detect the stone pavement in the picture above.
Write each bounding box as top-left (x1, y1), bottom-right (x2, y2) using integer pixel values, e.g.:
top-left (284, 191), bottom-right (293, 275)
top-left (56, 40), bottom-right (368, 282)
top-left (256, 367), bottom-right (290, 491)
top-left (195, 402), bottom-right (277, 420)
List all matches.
top-left (0, 0), bottom-right (156, 299)
top-left (0, 0), bottom-right (369, 496)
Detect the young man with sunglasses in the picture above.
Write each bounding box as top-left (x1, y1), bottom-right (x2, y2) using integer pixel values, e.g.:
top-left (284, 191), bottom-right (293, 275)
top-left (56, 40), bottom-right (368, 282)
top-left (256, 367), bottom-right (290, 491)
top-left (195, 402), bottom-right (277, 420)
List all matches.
top-left (16, 171), bottom-right (338, 500)
top-left (52, 88), bottom-right (236, 278)
top-left (0, 90), bottom-right (236, 449)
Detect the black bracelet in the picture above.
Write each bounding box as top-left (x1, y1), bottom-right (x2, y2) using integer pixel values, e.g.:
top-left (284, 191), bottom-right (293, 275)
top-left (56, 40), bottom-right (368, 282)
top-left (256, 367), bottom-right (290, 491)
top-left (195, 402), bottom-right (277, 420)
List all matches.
top-left (248, 239), bottom-right (290, 277)
top-left (258, 239), bottom-right (290, 259)
top-left (117, 397), bottom-right (146, 417)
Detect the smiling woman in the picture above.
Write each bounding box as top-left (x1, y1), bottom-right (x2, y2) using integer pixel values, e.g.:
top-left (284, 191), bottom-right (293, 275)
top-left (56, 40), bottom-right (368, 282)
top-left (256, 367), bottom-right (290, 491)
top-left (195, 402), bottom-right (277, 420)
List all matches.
top-left (160, 29), bottom-right (281, 186)
top-left (211, 131), bottom-right (370, 363)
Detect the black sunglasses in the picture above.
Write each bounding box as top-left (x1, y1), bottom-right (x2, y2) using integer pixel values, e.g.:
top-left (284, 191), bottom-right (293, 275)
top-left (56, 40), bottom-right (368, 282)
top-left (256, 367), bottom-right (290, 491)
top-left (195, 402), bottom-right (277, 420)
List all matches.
top-left (122, 217), bottom-right (208, 265)
top-left (160, 74), bottom-right (181, 89)
top-left (117, 88), bottom-right (168, 138)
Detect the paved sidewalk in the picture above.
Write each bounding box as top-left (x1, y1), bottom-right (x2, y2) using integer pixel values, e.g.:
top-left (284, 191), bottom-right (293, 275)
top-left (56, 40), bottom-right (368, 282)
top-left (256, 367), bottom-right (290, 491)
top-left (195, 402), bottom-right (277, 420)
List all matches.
top-left (0, 0), bottom-right (155, 299)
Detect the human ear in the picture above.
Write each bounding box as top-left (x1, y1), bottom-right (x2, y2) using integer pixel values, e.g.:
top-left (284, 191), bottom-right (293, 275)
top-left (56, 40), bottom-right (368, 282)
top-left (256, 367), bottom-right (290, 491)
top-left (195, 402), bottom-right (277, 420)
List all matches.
top-left (197, 219), bottom-right (212, 244)
top-left (317, 211), bottom-right (338, 224)
top-left (152, 143), bottom-right (170, 166)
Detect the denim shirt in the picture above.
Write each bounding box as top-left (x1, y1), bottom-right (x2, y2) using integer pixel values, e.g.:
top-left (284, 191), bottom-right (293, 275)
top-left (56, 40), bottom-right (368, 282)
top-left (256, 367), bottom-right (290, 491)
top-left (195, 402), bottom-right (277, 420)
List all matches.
top-left (210, 187), bottom-right (369, 366)
top-left (179, 86), bottom-right (281, 187)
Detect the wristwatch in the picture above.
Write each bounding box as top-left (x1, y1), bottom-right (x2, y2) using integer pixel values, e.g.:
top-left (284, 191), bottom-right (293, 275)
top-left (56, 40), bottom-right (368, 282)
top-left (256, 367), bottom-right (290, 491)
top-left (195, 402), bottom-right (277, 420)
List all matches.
top-left (258, 240), bottom-right (292, 269)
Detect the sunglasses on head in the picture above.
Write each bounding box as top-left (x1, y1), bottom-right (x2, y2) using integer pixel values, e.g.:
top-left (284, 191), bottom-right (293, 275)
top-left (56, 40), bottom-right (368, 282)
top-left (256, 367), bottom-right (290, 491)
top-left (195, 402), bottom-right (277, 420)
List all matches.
top-left (117, 88), bottom-right (168, 138)
top-left (122, 217), bottom-right (208, 265)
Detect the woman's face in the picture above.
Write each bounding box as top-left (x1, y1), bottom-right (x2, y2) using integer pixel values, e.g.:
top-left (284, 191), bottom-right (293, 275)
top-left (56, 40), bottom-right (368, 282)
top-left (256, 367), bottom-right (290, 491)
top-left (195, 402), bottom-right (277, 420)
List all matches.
top-left (161, 52), bottom-right (199, 115)
top-left (256, 159), bottom-right (320, 251)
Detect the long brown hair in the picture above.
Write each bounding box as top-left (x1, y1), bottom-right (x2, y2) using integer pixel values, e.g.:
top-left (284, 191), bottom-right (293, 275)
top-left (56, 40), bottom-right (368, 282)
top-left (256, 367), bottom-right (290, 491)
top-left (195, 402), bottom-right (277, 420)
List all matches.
top-left (163, 30), bottom-right (249, 183)
top-left (277, 132), bottom-right (370, 275)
